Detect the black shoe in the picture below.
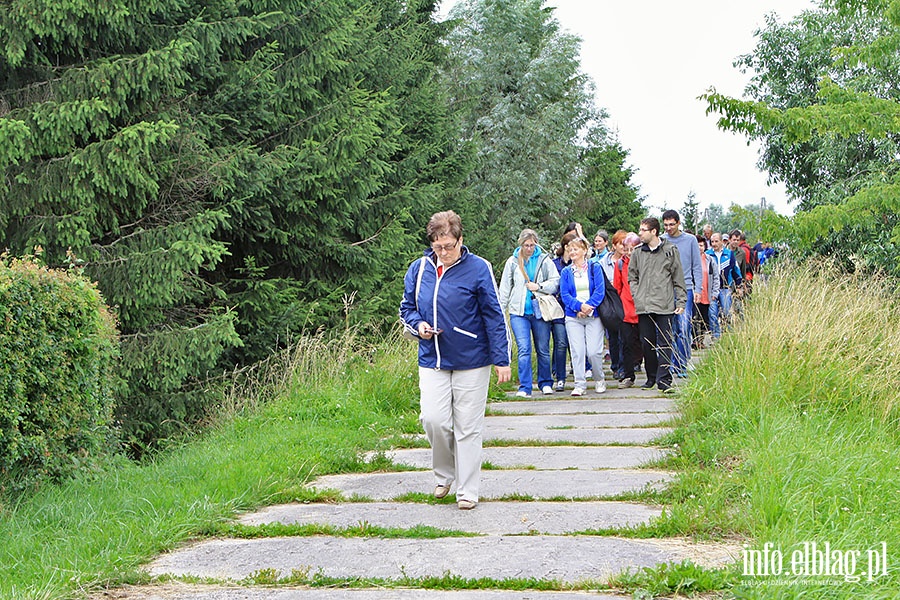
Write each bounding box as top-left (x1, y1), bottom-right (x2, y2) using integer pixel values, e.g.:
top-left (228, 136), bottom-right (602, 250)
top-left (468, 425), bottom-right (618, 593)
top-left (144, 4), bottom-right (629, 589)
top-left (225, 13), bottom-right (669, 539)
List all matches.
top-left (640, 379), bottom-right (656, 389)
top-left (657, 382), bottom-right (674, 393)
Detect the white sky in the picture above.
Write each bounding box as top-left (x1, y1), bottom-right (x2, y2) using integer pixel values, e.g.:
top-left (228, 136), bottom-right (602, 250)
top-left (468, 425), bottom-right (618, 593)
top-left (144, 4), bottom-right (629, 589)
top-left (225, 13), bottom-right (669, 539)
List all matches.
top-left (439, 0), bottom-right (817, 216)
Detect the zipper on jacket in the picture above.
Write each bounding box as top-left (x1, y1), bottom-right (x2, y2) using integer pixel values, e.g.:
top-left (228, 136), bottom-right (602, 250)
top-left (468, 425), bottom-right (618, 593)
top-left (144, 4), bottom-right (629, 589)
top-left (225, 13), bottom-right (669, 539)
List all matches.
top-left (432, 258), bottom-right (461, 370)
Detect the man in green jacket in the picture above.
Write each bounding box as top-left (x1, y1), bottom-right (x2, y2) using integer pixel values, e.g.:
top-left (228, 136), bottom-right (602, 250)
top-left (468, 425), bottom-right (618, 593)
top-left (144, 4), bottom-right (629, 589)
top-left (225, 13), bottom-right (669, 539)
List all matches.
top-left (628, 217), bottom-right (687, 392)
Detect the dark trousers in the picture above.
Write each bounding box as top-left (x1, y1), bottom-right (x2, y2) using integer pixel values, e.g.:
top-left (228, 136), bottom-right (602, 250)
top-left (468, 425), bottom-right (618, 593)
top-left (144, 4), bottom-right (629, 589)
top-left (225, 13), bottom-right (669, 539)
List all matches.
top-left (620, 322), bottom-right (641, 381)
top-left (692, 301), bottom-right (710, 345)
top-left (638, 313), bottom-right (675, 388)
top-left (608, 326), bottom-right (622, 374)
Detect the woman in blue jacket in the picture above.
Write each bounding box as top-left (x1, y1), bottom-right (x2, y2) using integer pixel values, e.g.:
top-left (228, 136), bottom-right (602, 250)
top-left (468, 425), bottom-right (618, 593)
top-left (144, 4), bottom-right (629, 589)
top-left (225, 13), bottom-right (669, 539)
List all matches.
top-left (559, 236), bottom-right (606, 396)
top-left (399, 211), bottom-right (511, 510)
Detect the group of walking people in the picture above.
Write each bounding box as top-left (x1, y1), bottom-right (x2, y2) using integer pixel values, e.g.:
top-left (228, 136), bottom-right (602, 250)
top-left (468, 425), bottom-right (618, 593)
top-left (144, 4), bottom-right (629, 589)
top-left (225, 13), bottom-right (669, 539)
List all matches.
top-left (398, 209), bottom-right (759, 511)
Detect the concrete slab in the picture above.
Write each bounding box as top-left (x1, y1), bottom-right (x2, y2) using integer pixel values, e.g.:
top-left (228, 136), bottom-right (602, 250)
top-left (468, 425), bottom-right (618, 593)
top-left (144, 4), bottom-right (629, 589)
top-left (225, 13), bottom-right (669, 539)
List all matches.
top-left (486, 413), bottom-right (674, 430)
top-left (310, 470), bottom-right (672, 500)
top-left (487, 398), bottom-right (676, 415)
top-left (110, 585), bottom-right (629, 600)
top-left (380, 446), bottom-right (669, 470)
top-left (238, 500), bottom-right (663, 534)
top-left (503, 387), bottom-right (664, 401)
top-left (148, 535), bottom-right (737, 584)
top-left (484, 425), bottom-right (671, 445)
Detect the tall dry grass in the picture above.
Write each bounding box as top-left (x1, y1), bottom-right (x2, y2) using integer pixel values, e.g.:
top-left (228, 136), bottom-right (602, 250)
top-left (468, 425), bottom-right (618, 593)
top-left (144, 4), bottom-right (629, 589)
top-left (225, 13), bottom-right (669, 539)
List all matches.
top-left (694, 261), bottom-right (900, 421)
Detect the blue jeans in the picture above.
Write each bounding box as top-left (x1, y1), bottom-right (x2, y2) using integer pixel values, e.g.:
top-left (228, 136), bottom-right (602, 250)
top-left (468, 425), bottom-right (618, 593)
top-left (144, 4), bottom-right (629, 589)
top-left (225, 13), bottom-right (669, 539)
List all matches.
top-left (709, 288), bottom-right (732, 338)
top-left (551, 319), bottom-right (568, 383)
top-left (672, 289), bottom-right (693, 374)
top-left (509, 314), bottom-right (552, 393)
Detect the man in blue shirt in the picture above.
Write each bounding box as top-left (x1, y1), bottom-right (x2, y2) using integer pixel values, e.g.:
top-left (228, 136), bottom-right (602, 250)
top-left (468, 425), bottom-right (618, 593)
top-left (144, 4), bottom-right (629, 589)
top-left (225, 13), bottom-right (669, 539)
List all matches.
top-left (660, 210), bottom-right (703, 377)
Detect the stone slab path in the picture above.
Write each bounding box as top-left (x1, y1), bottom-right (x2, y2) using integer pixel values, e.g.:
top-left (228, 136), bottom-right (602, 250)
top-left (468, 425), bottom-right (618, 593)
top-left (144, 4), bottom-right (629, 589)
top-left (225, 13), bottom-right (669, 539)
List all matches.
top-left (381, 446), bottom-right (670, 470)
top-left (124, 359), bottom-right (740, 599)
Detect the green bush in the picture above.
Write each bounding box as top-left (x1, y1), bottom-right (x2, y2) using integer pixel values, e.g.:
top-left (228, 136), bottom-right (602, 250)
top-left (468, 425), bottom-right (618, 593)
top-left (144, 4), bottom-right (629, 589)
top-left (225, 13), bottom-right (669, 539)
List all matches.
top-left (0, 255), bottom-right (120, 495)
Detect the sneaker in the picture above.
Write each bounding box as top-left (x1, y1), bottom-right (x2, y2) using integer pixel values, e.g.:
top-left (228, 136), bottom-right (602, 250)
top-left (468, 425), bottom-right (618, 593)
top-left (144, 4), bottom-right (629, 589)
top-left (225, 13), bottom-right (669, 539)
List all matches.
top-left (595, 379), bottom-right (606, 393)
top-left (458, 499), bottom-right (477, 510)
top-left (571, 387), bottom-right (585, 397)
top-left (657, 382), bottom-right (673, 393)
top-left (584, 369), bottom-right (592, 380)
top-left (434, 484), bottom-right (451, 499)
top-left (515, 390), bottom-right (531, 398)
top-left (618, 377), bottom-right (635, 389)
top-left (541, 385), bottom-right (554, 395)
top-left (640, 379), bottom-right (656, 389)
top-left (554, 380), bottom-right (565, 392)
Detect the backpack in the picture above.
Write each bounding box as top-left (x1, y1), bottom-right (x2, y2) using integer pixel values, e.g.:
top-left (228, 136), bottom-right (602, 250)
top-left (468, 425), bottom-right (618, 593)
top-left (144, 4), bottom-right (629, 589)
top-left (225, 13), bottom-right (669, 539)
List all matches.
top-left (740, 242), bottom-right (757, 279)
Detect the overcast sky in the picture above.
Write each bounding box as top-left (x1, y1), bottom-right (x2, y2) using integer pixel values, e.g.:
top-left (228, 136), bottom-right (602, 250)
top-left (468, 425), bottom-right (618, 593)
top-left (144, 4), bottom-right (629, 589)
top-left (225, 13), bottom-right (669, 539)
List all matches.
top-left (439, 0), bottom-right (817, 216)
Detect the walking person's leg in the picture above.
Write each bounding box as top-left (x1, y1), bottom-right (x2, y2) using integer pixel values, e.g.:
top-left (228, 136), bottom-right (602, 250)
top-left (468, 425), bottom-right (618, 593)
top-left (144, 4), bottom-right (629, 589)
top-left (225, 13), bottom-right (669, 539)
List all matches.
top-left (551, 319), bottom-right (568, 389)
top-left (418, 367), bottom-right (456, 490)
top-left (585, 318), bottom-right (606, 392)
top-left (638, 314), bottom-right (658, 388)
top-left (449, 366), bottom-right (492, 506)
top-left (509, 314), bottom-right (533, 395)
top-left (531, 315), bottom-right (553, 391)
top-left (654, 313), bottom-right (676, 391)
top-left (565, 317), bottom-right (588, 393)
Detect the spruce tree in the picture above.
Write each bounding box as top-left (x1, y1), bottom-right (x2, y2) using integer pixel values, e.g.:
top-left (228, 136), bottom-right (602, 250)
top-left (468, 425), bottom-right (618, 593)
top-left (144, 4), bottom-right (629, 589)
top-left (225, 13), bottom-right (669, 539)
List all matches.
top-left (0, 0), bottom-right (458, 450)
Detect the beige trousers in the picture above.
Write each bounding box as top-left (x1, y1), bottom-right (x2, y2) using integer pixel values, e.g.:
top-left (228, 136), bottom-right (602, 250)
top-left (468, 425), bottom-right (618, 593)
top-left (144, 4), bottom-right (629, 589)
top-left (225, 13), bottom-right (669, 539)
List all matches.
top-left (418, 365), bottom-right (492, 503)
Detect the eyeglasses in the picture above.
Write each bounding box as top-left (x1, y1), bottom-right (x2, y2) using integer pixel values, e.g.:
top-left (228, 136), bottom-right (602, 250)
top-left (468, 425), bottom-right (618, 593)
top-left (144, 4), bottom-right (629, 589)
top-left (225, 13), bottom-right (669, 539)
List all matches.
top-left (638, 227), bottom-right (650, 232)
top-left (431, 240), bottom-right (459, 253)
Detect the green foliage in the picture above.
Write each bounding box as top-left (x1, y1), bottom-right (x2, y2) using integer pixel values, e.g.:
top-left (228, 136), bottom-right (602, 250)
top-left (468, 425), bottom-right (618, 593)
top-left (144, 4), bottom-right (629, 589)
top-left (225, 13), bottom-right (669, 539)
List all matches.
top-left (703, 1), bottom-right (900, 275)
top-left (441, 0), bottom-right (641, 263)
top-left (672, 264), bottom-right (900, 597)
top-left (0, 0), bottom-right (458, 450)
top-left (680, 191), bottom-right (700, 232)
top-left (569, 138), bottom-right (644, 238)
top-left (0, 327), bottom-right (419, 599)
top-left (608, 560), bottom-right (739, 598)
top-left (0, 255), bottom-right (119, 495)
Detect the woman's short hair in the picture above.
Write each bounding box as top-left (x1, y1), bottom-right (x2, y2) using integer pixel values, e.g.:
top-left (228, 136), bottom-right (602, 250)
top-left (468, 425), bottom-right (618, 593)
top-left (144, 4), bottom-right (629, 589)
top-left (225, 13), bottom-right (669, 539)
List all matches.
top-left (611, 229), bottom-right (627, 247)
top-left (695, 234), bottom-right (707, 249)
top-left (594, 229), bottom-right (609, 242)
top-left (426, 210), bottom-right (462, 241)
top-left (518, 228), bottom-right (539, 246)
top-left (624, 232), bottom-right (640, 247)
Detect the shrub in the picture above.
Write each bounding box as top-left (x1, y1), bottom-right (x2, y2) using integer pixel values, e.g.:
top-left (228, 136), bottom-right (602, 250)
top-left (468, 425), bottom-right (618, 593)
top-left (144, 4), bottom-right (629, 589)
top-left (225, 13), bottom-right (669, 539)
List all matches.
top-left (0, 255), bottom-right (120, 495)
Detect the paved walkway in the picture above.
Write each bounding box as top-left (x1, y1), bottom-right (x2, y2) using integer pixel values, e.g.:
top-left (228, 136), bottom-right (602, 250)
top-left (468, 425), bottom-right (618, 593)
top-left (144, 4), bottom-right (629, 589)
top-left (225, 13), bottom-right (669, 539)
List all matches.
top-left (116, 361), bottom-right (740, 599)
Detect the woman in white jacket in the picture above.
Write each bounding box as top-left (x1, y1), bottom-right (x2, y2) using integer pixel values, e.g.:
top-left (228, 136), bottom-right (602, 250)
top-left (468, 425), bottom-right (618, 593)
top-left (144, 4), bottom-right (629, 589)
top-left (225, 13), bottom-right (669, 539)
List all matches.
top-left (498, 229), bottom-right (559, 397)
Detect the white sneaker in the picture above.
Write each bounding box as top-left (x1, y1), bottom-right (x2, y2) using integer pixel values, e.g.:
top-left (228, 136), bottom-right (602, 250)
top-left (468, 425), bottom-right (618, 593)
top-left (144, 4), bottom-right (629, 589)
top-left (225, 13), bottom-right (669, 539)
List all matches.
top-left (541, 385), bottom-right (554, 395)
top-left (571, 387), bottom-right (585, 397)
top-left (554, 380), bottom-right (565, 391)
top-left (515, 390), bottom-right (531, 398)
top-left (595, 379), bottom-right (606, 393)
top-left (585, 369), bottom-right (593, 380)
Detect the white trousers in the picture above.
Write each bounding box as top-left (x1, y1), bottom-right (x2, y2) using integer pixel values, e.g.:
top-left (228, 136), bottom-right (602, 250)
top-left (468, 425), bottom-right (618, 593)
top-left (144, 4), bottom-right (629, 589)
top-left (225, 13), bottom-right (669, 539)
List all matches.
top-left (565, 316), bottom-right (605, 388)
top-left (418, 365), bottom-right (492, 503)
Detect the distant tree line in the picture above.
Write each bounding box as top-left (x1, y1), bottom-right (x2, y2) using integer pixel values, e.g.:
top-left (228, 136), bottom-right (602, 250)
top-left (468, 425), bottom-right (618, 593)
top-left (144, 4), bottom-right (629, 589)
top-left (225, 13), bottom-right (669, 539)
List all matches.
top-left (0, 0), bottom-right (642, 453)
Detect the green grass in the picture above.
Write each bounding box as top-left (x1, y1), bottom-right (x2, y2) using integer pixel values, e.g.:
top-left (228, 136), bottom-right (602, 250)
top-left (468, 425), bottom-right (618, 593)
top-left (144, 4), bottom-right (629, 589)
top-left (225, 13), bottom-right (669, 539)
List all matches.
top-left (639, 263), bottom-right (900, 597)
top-left (0, 328), bottom-right (424, 600)
top-left (3, 262), bottom-right (898, 599)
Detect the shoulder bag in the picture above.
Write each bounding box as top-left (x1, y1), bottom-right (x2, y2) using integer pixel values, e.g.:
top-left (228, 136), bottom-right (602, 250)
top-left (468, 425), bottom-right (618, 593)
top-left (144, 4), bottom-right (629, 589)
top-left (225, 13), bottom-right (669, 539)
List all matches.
top-left (520, 257), bottom-right (564, 322)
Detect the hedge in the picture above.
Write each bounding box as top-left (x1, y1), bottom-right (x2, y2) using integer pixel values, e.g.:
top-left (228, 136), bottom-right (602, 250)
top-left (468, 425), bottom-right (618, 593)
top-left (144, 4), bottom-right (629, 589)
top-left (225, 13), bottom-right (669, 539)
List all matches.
top-left (0, 255), bottom-right (119, 495)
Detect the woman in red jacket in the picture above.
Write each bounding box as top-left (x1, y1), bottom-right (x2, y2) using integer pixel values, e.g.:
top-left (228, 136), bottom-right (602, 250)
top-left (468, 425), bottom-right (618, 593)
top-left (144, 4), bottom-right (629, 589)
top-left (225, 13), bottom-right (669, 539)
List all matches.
top-left (612, 231), bottom-right (642, 388)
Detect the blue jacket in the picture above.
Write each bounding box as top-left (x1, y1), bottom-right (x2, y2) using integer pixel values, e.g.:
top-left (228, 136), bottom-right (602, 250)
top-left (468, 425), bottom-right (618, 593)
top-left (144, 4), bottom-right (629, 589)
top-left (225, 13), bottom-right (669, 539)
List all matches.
top-left (707, 248), bottom-right (743, 288)
top-left (559, 261), bottom-right (606, 318)
top-left (399, 246), bottom-right (510, 371)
